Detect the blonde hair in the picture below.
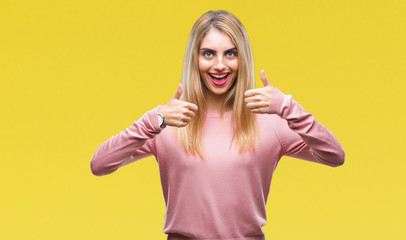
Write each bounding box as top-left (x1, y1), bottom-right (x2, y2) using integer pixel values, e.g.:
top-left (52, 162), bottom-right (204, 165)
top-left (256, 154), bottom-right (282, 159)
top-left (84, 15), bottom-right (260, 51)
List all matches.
top-left (177, 10), bottom-right (258, 157)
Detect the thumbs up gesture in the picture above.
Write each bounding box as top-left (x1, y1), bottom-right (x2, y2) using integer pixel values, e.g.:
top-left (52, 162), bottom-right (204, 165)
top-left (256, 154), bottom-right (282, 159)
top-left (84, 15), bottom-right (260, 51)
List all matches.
top-left (244, 70), bottom-right (276, 114)
top-left (158, 84), bottom-right (198, 127)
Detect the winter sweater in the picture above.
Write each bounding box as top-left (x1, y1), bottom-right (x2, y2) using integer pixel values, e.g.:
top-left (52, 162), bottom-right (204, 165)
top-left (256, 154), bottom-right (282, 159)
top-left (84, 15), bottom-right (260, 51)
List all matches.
top-left (90, 88), bottom-right (345, 240)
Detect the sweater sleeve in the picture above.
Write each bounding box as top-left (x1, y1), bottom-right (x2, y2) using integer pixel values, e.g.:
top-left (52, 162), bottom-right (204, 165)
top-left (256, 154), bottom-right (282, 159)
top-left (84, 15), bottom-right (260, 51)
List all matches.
top-left (269, 88), bottom-right (345, 167)
top-left (90, 107), bottom-right (163, 176)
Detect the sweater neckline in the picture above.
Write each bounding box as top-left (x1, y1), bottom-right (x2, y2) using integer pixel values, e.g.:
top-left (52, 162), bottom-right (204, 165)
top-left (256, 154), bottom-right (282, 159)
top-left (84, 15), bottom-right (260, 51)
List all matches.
top-left (205, 110), bottom-right (232, 118)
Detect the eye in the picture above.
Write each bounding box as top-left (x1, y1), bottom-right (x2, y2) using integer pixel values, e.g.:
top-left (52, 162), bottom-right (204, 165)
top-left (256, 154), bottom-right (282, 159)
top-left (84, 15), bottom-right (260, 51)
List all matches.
top-left (226, 51), bottom-right (237, 58)
top-left (203, 51), bottom-right (213, 58)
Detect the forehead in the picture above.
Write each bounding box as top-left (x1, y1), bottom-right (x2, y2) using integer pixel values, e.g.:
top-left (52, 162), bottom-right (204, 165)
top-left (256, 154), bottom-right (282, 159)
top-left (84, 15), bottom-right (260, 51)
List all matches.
top-left (200, 28), bottom-right (235, 50)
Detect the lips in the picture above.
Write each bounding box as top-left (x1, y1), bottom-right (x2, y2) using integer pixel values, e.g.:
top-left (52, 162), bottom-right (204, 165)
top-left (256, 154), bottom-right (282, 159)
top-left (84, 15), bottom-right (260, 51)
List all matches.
top-left (208, 72), bottom-right (230, 86)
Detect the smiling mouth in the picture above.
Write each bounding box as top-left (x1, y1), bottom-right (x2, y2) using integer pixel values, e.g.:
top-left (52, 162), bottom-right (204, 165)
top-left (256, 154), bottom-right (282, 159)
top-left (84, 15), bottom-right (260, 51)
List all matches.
top-left (208, 73), bottom-right (230, 86)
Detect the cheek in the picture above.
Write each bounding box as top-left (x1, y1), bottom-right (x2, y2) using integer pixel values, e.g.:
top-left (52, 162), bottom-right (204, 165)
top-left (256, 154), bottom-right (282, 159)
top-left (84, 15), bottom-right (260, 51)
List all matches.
top-left (230, 60), bottom-right (239, 72)
top-left (198, 58), bottom-right (210, 73)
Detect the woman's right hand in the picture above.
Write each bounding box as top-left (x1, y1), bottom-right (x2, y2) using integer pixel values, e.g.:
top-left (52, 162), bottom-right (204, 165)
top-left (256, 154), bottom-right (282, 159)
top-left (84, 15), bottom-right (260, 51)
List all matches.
top-left (158, 84), bottom-right (198, 128)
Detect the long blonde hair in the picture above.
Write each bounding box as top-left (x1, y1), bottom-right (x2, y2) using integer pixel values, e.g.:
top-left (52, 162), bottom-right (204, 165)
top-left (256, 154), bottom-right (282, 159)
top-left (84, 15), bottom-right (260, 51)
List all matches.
top-left (177, 10), bottom-right (258, 157)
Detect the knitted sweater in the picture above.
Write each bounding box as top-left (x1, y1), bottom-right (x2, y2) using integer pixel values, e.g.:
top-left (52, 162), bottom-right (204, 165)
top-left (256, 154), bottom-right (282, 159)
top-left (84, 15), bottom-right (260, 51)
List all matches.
top-left (90, 88), bottom-right (345, 240)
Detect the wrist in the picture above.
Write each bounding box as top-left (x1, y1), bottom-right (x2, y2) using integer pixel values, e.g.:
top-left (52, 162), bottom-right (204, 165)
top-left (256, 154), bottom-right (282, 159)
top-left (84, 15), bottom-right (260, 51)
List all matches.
top-left (157, 107), bottom-right (166, 128)
top-left (268, 88), bottom-right (284, 115)
top-left (158, 113), bottom-right (165, 128)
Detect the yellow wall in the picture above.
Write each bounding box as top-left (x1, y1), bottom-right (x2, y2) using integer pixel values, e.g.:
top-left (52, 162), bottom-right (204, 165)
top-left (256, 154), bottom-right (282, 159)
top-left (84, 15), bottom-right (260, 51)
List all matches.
top-left (1, 0), bottom-right (405, 239)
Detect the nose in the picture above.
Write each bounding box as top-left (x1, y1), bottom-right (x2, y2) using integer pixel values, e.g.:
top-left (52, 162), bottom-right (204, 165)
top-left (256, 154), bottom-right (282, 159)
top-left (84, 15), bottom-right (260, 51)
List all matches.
top-left (214, 56), bottom-right (225, 71)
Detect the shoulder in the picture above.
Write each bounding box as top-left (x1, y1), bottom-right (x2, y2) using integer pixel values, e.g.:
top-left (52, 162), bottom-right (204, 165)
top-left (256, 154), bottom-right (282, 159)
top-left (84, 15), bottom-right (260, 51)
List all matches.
top-left (255, 113), bottom-right (288, 129)
top-left (255, 113), bottom-right (292, 146)
top-left (153, 126), bottom-right (179, 147)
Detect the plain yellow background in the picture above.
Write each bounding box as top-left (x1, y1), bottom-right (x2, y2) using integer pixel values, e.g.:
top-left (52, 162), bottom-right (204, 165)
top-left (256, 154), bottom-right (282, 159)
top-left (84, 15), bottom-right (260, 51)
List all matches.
top-left (1, 0), bottom-right (405, 239)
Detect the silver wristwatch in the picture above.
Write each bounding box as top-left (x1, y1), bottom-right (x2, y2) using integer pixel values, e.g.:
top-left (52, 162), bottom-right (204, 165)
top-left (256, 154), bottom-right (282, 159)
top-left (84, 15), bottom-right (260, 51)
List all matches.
top-left (157, 113), bottom-right (165, 128)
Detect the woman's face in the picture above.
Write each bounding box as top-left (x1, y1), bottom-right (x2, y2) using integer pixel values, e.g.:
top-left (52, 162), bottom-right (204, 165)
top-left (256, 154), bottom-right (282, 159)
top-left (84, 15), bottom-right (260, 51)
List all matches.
top-left (198, 28), bottom-right (239, 97)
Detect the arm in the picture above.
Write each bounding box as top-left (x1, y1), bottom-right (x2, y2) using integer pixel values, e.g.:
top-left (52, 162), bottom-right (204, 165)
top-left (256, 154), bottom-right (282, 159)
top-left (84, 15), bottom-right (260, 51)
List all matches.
top-left (245, 70), bottom-right (345, 167)
top-left (270, 88), bottom-right (345, 167)
top-left (90, 84), bottom-right (199, 176)
top-left (90, 107), bottom-right (162, 176)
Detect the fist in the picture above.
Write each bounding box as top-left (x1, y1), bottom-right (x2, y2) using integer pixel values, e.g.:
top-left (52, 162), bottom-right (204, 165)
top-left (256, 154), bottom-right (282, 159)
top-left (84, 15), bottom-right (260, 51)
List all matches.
top-left (158, 84), bottom-right (198, 127)
top-left (244, 70), bottom-right (276, 114)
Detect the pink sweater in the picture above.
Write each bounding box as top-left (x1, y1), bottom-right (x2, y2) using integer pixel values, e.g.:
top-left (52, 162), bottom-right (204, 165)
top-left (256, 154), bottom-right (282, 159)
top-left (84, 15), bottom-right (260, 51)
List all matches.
top-left (90, 88), bottom-right (345, 240)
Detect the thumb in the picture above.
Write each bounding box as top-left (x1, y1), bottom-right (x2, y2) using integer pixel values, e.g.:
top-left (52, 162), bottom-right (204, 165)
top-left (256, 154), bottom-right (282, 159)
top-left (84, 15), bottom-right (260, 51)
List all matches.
top-left (173, 83), bottom-right (183, 100)
top-left (260, 70), bottom-right (272, 87)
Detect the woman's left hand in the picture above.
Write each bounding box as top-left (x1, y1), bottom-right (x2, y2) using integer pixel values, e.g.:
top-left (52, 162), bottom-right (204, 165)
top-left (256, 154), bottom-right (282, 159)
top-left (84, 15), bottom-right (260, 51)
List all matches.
top-left (244, 70), bottom-right (276, 114)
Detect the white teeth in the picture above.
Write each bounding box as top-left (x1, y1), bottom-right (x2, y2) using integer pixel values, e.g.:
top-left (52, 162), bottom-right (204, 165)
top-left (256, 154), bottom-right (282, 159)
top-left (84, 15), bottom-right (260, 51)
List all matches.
top-left (210, 74), bottom-right (228, 78)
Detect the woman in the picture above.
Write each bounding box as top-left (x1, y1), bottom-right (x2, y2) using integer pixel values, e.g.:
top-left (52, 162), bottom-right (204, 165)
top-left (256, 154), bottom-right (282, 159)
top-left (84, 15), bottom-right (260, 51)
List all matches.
top-left (90, 10), bottom-right (345, 240)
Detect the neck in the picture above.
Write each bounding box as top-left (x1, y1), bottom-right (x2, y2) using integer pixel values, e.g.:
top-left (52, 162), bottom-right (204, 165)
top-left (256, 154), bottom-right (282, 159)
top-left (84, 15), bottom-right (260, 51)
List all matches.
top-left (205, 92), bottom-right (229, 114)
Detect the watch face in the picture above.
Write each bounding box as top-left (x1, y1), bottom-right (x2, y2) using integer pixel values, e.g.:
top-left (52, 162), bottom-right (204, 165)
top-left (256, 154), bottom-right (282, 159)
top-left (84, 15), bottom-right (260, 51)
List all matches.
top-left (158, 113), bottom-right (164, 127)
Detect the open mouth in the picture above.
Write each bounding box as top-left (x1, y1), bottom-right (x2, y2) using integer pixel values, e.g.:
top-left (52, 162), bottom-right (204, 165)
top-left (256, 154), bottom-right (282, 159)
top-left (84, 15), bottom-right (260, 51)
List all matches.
top-left (208, 73), bottom-right (230, 86)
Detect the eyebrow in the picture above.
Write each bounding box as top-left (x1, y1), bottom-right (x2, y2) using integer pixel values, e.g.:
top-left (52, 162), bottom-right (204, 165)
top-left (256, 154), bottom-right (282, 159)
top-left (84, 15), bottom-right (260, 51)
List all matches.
top-left (199, 47), bottom-right (237, 52)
